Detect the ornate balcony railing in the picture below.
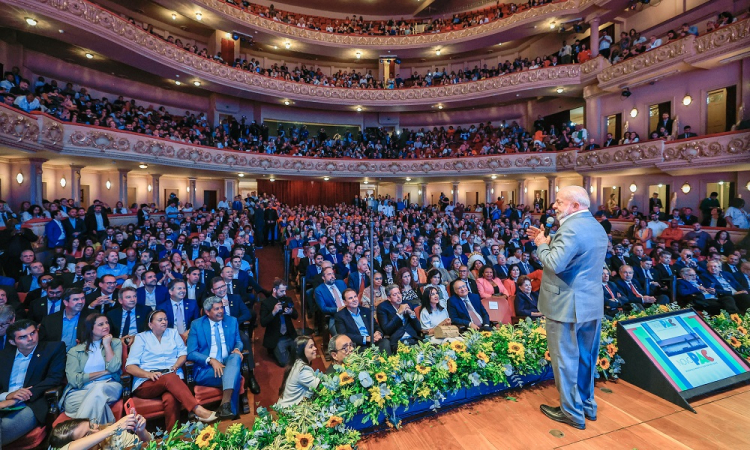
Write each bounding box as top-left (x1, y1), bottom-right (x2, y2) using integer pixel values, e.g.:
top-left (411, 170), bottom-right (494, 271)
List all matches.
top-left (597, 19), bottom-right (750, 90)
top-left (188, 0), bottom-right (588, 49)
top-left (15, 0), bottom-right (596, 106)
top-left (1, 104), bottom-right (748, 179)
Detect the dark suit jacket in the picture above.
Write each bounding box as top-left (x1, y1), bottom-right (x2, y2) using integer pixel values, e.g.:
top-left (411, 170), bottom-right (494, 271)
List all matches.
top-left (447, 294), bottom-right (490, 327)
top-left (335, 306), bottom-right (383, 347)
top-left (136, 285), bottom-right (169, 307)
top-left (376, 301), bottom-right (421, 342)
top-left (63, 216), bottom-right (86, 238)
top-left (613, 279), bottom-right (648, 305)
top-left (45, 220), bottom-right (67, 249)
top-left (347, 271), bottom-right (370, 292)
top-left (609, 255), bottom-right (629, 274)
top-left (198, 269), bottom-right (216, 286)
top-left (222, 294), bottom-right (253, 324)
top-left (85, 290), bottom-right (119, 315)
top-left (603, 281), bottom-right (629, 315)
top-left (40, 310), bottom-right (89, 343)
top-left (653, 263), bottom-right (675, 283)
top-left (27, 294), bottom-right (65, 324)
top-left (515, 291), bottom-right (540, 317)
top-left (701, 272), bottom-right (744, 296)
top-left (106, 304), bottom-right (151, 337)
top-left (493, 264), bottom-right (510, 280)
top-left (735, 272), bottom-right (750, 290)
top-left (84, 211), bottom-right (109, 234)
top-left (0, 341), bottom-right (66, 423)
top-left (156, 298), bottom-right (201, 329)
top-left (186, 282), bottom-right (207, 303)
top-left (260, 295), bottom-right (299, 349)
top-left (17, 275), bottom-right (41, 293)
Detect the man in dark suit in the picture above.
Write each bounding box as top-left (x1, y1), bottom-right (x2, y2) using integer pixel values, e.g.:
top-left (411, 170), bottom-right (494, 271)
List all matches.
top-left (649, 193), bottom-right (663, 214)
top-left (0, 319), bottom-right (66, 446)
top-left (583, 138), bottom-right (600, 150)
top-left (652, 252), bottom-right (676, 296)
top-left (22, 274), bottom-right (54, 310)
top-left (63, 207), bottom-right (86, 240)
top-left (260, 279), bottom-right (299, 366)
top-left (448, 279), bottom-right (492, 331)
top-left (27, 278), bottom-right (65, 324)
top-left (84, 274), bottom-right (119, 315)
top-left (107, 286), bottom-right (150, 339)
top-left (493, 254), bottom-right (510, 280)
top-left (347, 257), bottom-right (371, 298)
top-left (723, 254), bottom-right (741, 276)
top-left (677, 267), bottom-right (737, 313)
top-left (735, 262), bottom-right (750, 290)
top-left (184, 267), bottom-right (207, 302)
top-left (9, 250), bottom-right (36, 283)
top-left (442, 244), bottom-right (468, 269)
top-left (209, 276), bottom-right (254, 349)
top-left (633, 259), bottom-right (665, 296)
top-left (627, 244), bottom-right (646, 268)
top-left (676, 125), bottom-right (698, 140)
top-left (602, 268), bottom-right (632, 319)
top-left (449, 266), bottom-right (479, 296)
top-left (157, 279), bottom-right (200, 342)
top-left (602, 133), bottom-right (616, 148)
top-left (376, 285), bottom-right (421, 353)
top-left (681, 207), bottom-right (699, 226)
top-left (193, 258), bottom-right (216, 286)
top-left (334, 253), bottom-right (355, 280)
top-left (608, 245), bottom-right (629, 275)
top-left (659, 112), bottom-right (673, 134)
top-left (314, 267), bottom-right (348, 336)
top-left (614, 265), bottom-right (669, 307)
top-left (323, 243), bottom-right (343, 266)
top-left (136, 271), bottom-right (169, 309)
top-left (84, 204), bottom-right (109, 241)
top-left (701, 261), bottom-right (750, 312)
top-left (40, 288), bottom-right (88, 350)
top-left (17, 261), bottom-right (45, 293)
top-left (335, 288), bottom-right (391, 355)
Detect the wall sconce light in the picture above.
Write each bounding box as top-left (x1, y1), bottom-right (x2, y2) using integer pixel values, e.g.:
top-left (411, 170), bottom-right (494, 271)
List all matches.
top-left (612, 186), bottom-right (617, 190)
top-left (139, 164), bottom-right (148, 169)
top-left (171, 13), bottom-right (177, 20)
top-left (356, 107), bottom-right (363, 112)
top-left (323, 176), bottom-right (330, 181)
top-left (193, 81), bottom-right (201, 87)
top-left (491, 174), bottom-right (497, 180)
top-left (195, 12), bottom-right (202, 21)
top-left (524, 187), bottom-right (528, 193)
top-left (270, 177), bottom-right (275, 182)
top-left (284, 42), bottom-right (291, 49)
top-left (629, 183), bottom-right (637, 193)
top-left (186, 186), bottom-right (191, 193)
top-left (555, 185), bottom-right (559, 193)
top-left (451, 189), bottom-right (454, 195)
top-left (718, 180), bottom-right (724, 185)
top-left (682, 95), bottom-right (692, 106)
top-left (549, 22), bottom-right (556, 29)
top-left (435, 49), bottom-right (441, 56)
top-left (405, 177), bottom-right (412, 182)
top-left (746, 181), bottom-right (750, 191)
top-left (238, 173), bottom-right (245, 177)
top-left (491, 188), bottom-right (494, 194)
top-left (629, 108), bottom-right (639, 118)
top-left (147, 184), bottom-right (152, 192)
top-left (60, 177), bottom-right (67, 188)
top-left (85, 53), bottom-right (94, 59)
top-left (363, 180), bottom-right (369, 184)
top-left (355, 51), bottom-right (361, 59)
top-left (16, 173), bottom-right (23, 184)
top-left (418, 189), bottom-right (422, 195)
top-left (105, 180), bottom-right (111, 190)
top-left (589, 185), bottom-right (595, 194)
top-left (681, 182), bottom-right (691, 194)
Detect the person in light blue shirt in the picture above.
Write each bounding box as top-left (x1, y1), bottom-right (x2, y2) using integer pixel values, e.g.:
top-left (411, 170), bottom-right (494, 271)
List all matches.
top-left (96, 249), bottom-right (130, 285)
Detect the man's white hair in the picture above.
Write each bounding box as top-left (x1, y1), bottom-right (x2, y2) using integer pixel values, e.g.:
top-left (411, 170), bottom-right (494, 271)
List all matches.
top-left (558, 186), bottom-right (590, 209)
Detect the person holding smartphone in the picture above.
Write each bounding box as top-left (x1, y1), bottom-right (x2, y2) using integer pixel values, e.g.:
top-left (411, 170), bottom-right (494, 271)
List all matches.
top-left (48, 413), bottom-right (151, 450)
top-left (260, 278), bottom-right (299, 367)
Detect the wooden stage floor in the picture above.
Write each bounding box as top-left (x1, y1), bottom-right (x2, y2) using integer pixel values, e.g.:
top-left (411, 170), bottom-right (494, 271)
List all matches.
top-left (357, 380), bottom-right (750, 450)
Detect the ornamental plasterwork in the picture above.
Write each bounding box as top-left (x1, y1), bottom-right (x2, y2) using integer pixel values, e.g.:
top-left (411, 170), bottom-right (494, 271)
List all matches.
top-left (192, 0), bottom-right (581, 47)
top-left (41, 118), bottom-right (64, 146)
top-left (0, 110), bottom-right (39, 143)
top-left (69, 130), bottom-right (130, 152)
top-left (576, 150), bottom-right (611, 167)
top-left (597, 37), bottom-right (693, 83)
top-left (22, 0), bottom-right (583, 104)
top-left (695, 20), bottom-right (750, 53)
top-left (663, 134), bottom-right (750, 162)
top-left (612, 144), bottom-right (661, 163)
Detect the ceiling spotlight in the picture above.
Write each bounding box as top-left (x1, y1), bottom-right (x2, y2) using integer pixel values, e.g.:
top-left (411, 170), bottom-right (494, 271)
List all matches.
top-left (550, 22), bottom-right (556, 29)
top-left (174, 80), bottom-right (181, 85)
top-left (238, 173), bottom-right (245, 177)
top-left (58, 29), bottom-right (64, 33)
top-left (556, 87), bottom-right (564, 94)
top-left (139, 164), bottom-right (148, 169)
top-left (193, 81), bottom-right (201, 86)
top-left (85, 53), bottom-right (94, 59)
top-left (497, 42), bottom-right (502, 46)
top-left (356, 107), bottom-right (363, 112)
top-left (363, 181), bottom-right (369, 184)
top-left (273, 45), bottom-right (278, 49)
top-left (270, 177), bottom-right (275, 182)
top-left (491, 174), bottom-right (497, 179)
top-left (171, 13), bottom-right (177, 20)
top-left (284, 42), bottom-right (291, 49)
top-left (682, 94), bottom-right (692, 106)
top-left (25, 17), bottom-right (38, 26)
top-left (437, 105), bottom-right (443, 110)
top-left (195, 12), bottom-right (202, 21)
top-left (435, 49), bottom-right (441, 56)
top-left (621, 87), bottom-right (631, 98)
top-left (355, 51), bottom-right (361, 59)
top-left (323, 176), bottom-right (330, 181)
top-left (284, 100), bottom-right (290, 106)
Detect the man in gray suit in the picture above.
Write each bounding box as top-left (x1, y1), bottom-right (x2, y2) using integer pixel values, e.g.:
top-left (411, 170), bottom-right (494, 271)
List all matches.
top-left (528, 186), bottom-right (608, 430)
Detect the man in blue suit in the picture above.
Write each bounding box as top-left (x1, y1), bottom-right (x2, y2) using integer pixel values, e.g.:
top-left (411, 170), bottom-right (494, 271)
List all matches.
top-left (448, 279), bottom-right (491, 331)
top-left (323, 243), bottom-right (342, 266)
top-left (677, 267), bottom-right (738, 314)
top-left (701, 260), bottom-right (750, 312)
top-left (136, 271), bottom-right (169, 309)
top-left (601, 267), bottom-right (633, 319)
top-left (347, 257), bottom-right (370, 298)
top-left (157, 279), bottom-right (200, 342)
top-left (187, 296), bottom-right (245, 420)
top-left (314, 267), bottom-right (347, 335)
top-left (614, 265), bottom-right (669, 307)
top-left (527, 186), bottom-right (608, 430)
top-left (45, 210), bottom-right (68, 249)
top-left (335, 288), bottom-right (391, 355)
top-left (442, 244), bottom-right (468, 269)
top-left (376, 285), bottom-right (421, 353)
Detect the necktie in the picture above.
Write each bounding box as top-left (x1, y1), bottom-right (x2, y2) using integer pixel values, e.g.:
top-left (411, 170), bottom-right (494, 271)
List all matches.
top-left (358, 274), bottom-right (365, 298)
top-left (48, 300), bottom-right (57, 315)
top-left (464, 298), bottom-right (482, 326)
top-left (122, 310), bottom-right (132, 337)
top-left (279, 310), bottom-right (287, 335)
top-left (333, 255), bottom-right (337, 264)
top-left (23, 265), bottom-right (29, 275)
top-left (665, 265), bottom-right (672, 276)
top-left (213, 322), bottom-right (223, 363)
top-left (331, 286), bottom-right (344, 308)
top-left (175, 303), bottom-right (185, 334)
top-left (604, 285), bottom-right (615, 299)
top-left (628, 282), bottom-right (642, 298)
top-left (466, 281), bottom-right (472, 293)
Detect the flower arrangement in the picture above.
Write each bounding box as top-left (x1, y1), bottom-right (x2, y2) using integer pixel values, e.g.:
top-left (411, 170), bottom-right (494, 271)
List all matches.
top-left (138, 304), bottom-right (750, 449)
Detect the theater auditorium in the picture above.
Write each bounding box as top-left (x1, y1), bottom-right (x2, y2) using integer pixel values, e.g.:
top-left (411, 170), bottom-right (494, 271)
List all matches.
top-left (0, 0), bottom-right (748, 448)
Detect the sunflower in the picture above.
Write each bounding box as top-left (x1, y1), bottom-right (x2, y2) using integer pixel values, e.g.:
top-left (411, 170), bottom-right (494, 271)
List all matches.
top-left (481, 331), bottom-right (492, 337)
top-left (658, 304), bottom-right (669, 312)
top-left (326, 415), bottom-right (344, 428)
top-left (738, 326), bottom-right (748, 336)
top-left (533, 327), bottom-right (547, 336)
top-left (375, 372), bottom-right (388, 383)
top-left (611, 320), bottom-right (618, 328)
top-left (416, 364), bottom-right (431, 375)
top-left (295, 433), bottom-right (314, 450)
top-left (508, 342), bottom-right (525, 354)
top-left (477, 351), bottom-right (489, 363)
top-left (544, 350), bottom-right (551, 361)
top-left (339, 372), bottom-right (354, 386)
top-left (196, 427), bottom-right (216, 448)
top-left (598, 358), bottom-right (610, 370)
top-left (335, 445), bottom-right (354, 450)
top-left (451, 341), bottom-right (467, 352)
top-left (730, 336), bottom-right (742, 348)
top-left (607, 344), bottom-right (618, 357)
top-left (731, 314), bottom-right (742, 326)
top-left (446, 358), bottom-right (457, 373)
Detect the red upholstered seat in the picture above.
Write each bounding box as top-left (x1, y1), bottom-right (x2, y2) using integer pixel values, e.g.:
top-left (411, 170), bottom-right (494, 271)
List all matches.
top-left (5, 425), bottom-right (46, 449)
top-left (130, 396), bottom-right (170, 419)
top-left (193, 377), bottom-right (245, 405)
top-left (52, 399), bottom-right (124, 427)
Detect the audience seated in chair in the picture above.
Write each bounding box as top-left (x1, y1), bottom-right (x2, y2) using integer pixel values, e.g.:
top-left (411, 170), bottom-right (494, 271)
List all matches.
top-left (334, 288), bottom-right (391, 355)
top-left (448, 279), bottom-right (493, 331)
top-left (376, 285), bottom-right (422, 353)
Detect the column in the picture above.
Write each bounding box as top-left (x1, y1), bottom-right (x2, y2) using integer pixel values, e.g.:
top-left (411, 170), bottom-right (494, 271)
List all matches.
top-left (395, 183), bottom-right (404, 201)
top-left (583, 85), bottom-right (604, 143)
top-left (151, 174), bottom-right (161, 208)
top-left (420, 183), bottom-right (427, 207)
top-left (548, 176), bottom-right (558, 206)
top-left (452, 182), bottom-right (459, 204)
top-left (741, 58), bottom-right (750, 125)
top-left (582, 176), bottom-right (592, 201)
top-left (188, 178), bottom-right (197, 206)
top-left (517, 178), bottom-right (526, 207)
top-left (118, 169), bottom-right (130, 206)
top-left (29, 158), bottom-right (46, 206)
top-left (590, 17), bottom-right (600, 57)
top-left (70, 165), bottom-right (84, 206)
top-left (224, 178), bottom-right (237, 201)
top-left (485, 181), bottom-right (493, 205)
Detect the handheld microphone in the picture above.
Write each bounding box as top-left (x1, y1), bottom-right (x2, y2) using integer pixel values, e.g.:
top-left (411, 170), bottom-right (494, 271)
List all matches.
top-left (544, 217), bottom-right (555, 237)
